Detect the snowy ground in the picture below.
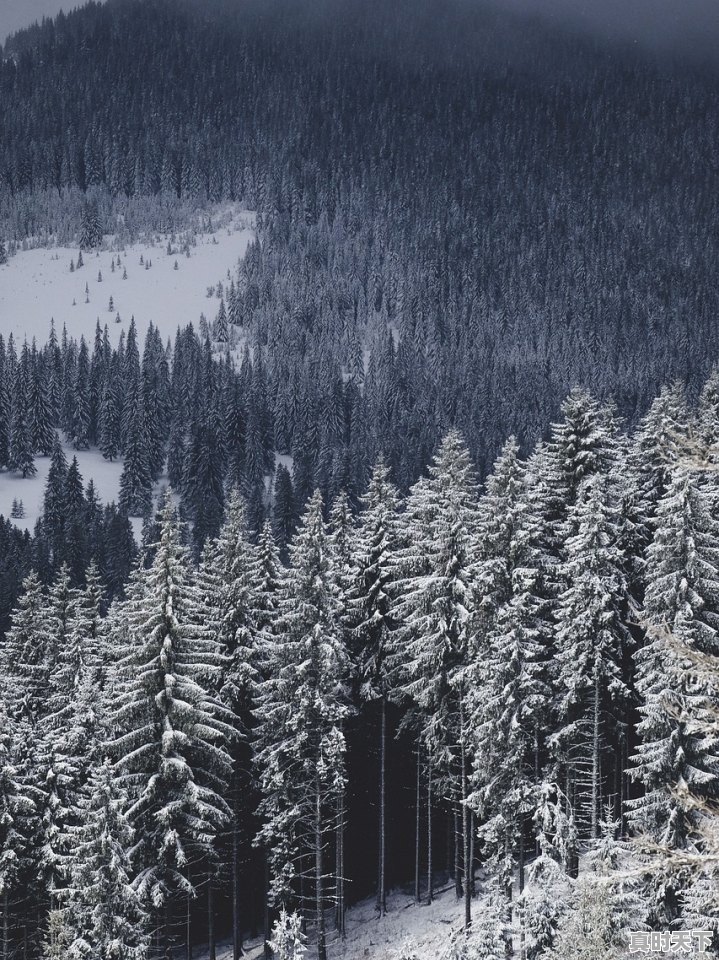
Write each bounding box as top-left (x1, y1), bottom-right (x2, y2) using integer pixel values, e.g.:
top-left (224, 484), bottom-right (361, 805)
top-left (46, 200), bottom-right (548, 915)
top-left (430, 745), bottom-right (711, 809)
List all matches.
top-left (0, 439), bottom-right (169, 540)
top-left (0, 205), bottom-right (255, 349)
top-left (0, 205), bottom-right (255, 535)
top-left (195, 884), bottom-right (478, 960)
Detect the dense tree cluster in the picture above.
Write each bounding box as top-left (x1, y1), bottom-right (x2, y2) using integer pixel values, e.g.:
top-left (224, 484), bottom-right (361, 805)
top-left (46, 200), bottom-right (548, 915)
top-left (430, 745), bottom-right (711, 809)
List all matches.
top-left (0, 374), bottom-right (717, 959)
top-left (1, 0), bottom-right (718, 474)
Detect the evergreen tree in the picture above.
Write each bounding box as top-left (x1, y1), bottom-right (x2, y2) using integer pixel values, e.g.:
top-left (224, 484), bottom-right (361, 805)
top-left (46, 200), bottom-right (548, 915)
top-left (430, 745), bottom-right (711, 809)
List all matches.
top-left (108, 495), bottom-right (235, 948)
top-left (64, 760), bottom-right (149, 960)
top-left (272, 464), bottom-right (296, 562)
top-left (0, 573), bottom-right (53, 728)
top-left (388, 431), bottom-right (478, 921)
top-left (0, 705), bottom-right (36, 960)
top-left (8, 390), bottom-right (36, 479)
top-left (469, 439), bottom-right (552, 902)
top-left (255, 491), bottom-right (350, 960)
top-left (118, 392), bottom-right (152, 517)
top-left (629, 468), bottom-right (719, 924)
top-left (346, 458), bottom-right (399, 916)
top-left (43, 436), bottom-right (68, 567)
top-left (184, 418), bottom-right (225, 556)
top-left (79, 204), bottom-right (102, 250)
top-left (29, 361), bottom-right (55, 457)
top-left (552, 477), bottom-right (631, 840)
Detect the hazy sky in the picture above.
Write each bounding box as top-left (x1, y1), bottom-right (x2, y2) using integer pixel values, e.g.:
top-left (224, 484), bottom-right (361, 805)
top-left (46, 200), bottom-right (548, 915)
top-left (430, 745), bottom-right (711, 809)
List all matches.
top-left (3, 0), bottom-right (719, 56)
top-left (492, 0), bottom-right (719, 57)
top-left (0, 0), bottom-right (83, 42)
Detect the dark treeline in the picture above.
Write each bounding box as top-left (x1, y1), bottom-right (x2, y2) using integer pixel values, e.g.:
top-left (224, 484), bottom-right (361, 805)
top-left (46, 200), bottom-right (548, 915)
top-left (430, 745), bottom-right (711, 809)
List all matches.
top-left (1, 0), bottom-right (719, 476)
top-left (0, 374), bottom-right (718, 960)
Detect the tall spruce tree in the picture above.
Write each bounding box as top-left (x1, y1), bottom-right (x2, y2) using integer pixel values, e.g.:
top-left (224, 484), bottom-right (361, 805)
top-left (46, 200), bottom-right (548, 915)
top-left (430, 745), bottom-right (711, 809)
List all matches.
top-left (388, 431), bottom-right (478, 923)
top-left (629, 468), bottom-right (719, 926)
top-left (346, 458), bottom-right (400, 916)
top-left (254, 491), bottom-right (350, 960)
top-left (108, 495), bottom-right (235, 950)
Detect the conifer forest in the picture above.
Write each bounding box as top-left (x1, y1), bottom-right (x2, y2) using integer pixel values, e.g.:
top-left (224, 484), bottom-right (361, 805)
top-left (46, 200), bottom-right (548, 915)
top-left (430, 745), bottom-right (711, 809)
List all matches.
top-left (0, 0), bottom-right (718, 958)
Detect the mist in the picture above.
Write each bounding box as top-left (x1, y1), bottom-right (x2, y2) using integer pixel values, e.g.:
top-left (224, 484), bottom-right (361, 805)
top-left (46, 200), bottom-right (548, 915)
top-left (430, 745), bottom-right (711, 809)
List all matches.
top-left (487, 0), bottom-right (719, 61)
top-left (0, 0), bottom-right (87, 43)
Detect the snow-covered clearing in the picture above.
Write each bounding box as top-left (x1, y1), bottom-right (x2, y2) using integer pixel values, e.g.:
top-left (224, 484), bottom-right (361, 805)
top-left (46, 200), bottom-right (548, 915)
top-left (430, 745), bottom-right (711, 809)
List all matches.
top-left (0, 205), bottom-right (255, 535)
top-left (0, 440), bottom-right (168, 541)
top-left (0, 206), bottom-right (255, 348)
top-left (196, 884), bottom-right (481, 960)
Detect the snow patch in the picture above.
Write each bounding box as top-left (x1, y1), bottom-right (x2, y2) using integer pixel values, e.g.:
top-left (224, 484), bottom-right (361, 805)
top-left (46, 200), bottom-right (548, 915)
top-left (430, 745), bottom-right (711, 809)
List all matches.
top-left (0, 207), bottom-right (255, 349)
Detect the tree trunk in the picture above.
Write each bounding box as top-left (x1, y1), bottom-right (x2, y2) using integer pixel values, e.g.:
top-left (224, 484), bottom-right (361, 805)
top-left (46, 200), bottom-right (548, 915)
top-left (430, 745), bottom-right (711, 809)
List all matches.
top-left (454, 797), bottom-right (462, 899)
top-left (186, 869), bottom-right (192, 960)
top-left (427, 760), bottom-right (433, 905)
top-left (591, 662), bottom-right (601, 840)
top-left (461, 697), bottom-right (471, 931)
top-left (233, 812), bottom-right (243, 959)
top-left (336, 788), bottom-right (346, 936)
top-left (264, 855), bottom-right (272, 960)
top-left (315, 777), bottom-right (327, 960)
top-left (504, 850), bottom-right (513, 960)
top-left (3, 892), bottom-right (8, 960)
top-left (470, 810), bottom-right (476, 898)
top-left (207, 880), bottom-right (216, 960)
top-left (415, 745), bottom-right (421, 905)
top-left (377, 696), bottom-right (387, 916)
top-left (518, 820), bottom-right (525, 894)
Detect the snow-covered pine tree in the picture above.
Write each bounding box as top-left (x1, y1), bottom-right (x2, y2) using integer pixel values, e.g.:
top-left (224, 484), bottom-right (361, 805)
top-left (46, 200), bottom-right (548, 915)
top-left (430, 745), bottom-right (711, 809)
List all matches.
top-left (469, 439), bottom-right (551, 904)
top-left (29, 360), bottom-right (55, 457)
top-left (628, 467), bottom-right (719, 926)
top-left (0, 704), bottom-right (36, 960)
top-left (43, 436), bottom-right (68, 566)
top-left (79, 204), bottom-right (102, 250)
top-left (8, 376), bottom-right (36, 479)
top-left (0, 573), bottom-right (53, 728)
top-left (0, 238), bottom-right (7, 265)
top-left (184, 418), bottom-right (225, 556)
top-left (551, 476), bottom-right (631, 841)
top-left (99, 376), bottom-right (121, 462)
top-left (325, 491), bottom-right (355, 935)
top-left (254, 490), bottom-right (350, 960)
top-left (541, 389), bottom-right (620, 538)
top-left (215, 300), bottom-right (229, 344)
top-left (346, 458), bottom-right (400, 916)
top-left (387, 431), bottom-right (479, 924)
top-left (624, 383), bottom-right (690, 584)
top-left (63, 759), bottom-right (149, 960)
top-left (118, 388), bottom-right (152, 516)
top-left (197, 491), bottom-right (257, 959)
top-left (268, 909), bottom-right (307, 960)
top-left (70, 340), bottom-right (91, 451)
top-left (108, 494), bottom-right (235, 951)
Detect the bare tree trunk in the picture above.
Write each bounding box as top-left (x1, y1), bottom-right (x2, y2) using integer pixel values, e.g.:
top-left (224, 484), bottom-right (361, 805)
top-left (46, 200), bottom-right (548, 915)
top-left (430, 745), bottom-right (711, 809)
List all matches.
top-left (264, 855), bottom-right (272, 960)
top-left (504, 841), bottom-right (513, 960)
top-left (186, 867), bottom-right (192, 960)
top-left (470, 810), bottom-right (476, 897)
top-left (591, 663), bottom-right (601, 840)
top-left (518, 820), bottom-right (525, 894)
top-left (377, 696), bottom-right (387, 916)
top-left (233, 811), bottom-right (243, 959)
top-left (207, 880), bottom-right (216, 960)
top-left (461, 697), bottom-right (471, 930)
top-left (454, 796), bottom-right (461, 899)
top-left (3, 892), bottom-right (8, 960)
top-left (415, 745), bottom-right (421, 905)
top-left (315, 778), bottom-right (327, 960)
top-left (427, 760), bottom-right (433, 905)
top-left (336, 788), bottom-right (346, 936)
